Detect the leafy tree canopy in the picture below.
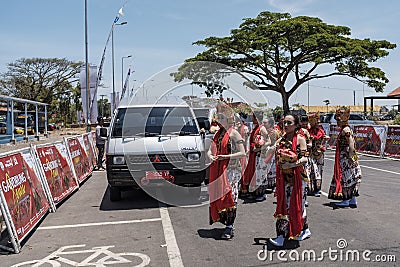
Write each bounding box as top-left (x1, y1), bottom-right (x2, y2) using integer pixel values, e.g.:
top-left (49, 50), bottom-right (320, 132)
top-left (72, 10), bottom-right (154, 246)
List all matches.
top-left (173, 11), bottom-right (396, 113)
top-left (0, 58), bottom-right (82, 105)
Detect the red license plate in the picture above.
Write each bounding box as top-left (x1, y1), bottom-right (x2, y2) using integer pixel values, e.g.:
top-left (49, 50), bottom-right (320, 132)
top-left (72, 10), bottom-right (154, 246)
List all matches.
top-left (145, 171), bottom-right (170, 180)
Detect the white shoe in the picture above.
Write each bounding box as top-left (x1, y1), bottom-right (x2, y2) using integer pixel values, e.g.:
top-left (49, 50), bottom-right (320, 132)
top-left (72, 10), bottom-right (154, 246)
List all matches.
top-left (269, 235), bottom-right (284, 247)
top-left (297, 228), bottom-right (311, 241)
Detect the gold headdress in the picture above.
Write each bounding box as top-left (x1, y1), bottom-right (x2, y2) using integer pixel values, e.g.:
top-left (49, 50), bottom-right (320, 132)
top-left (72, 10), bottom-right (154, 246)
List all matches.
top-left (308, 112), bottom-right (320, 127)
top-left (216, 101), bottom-right (235, 125)
top-left (334, 106), bottom-right (350, 122)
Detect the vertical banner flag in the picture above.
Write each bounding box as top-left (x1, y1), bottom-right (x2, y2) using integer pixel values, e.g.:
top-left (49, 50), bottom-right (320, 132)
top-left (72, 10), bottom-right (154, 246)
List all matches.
top-left (0, 150), bottom-right (50, 242)
top-left (328, 125), bottom-right (341, 148)
top-left (80, 65), bottom-right (98, 124)
top-left (91, 2), bottom-right (128, 115)
top-left (121, 68), bottom-right (131, 101)
top-left (384, 126), bottom-right (400, 159)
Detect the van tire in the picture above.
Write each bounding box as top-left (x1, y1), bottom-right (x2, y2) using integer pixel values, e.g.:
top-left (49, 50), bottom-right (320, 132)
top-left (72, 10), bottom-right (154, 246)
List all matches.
top-left (109, 186), bottom-right (121, 202)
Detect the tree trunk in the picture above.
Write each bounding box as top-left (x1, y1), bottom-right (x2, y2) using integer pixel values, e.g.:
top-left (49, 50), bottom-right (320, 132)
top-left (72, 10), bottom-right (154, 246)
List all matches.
top-left (281, 92), bottom-right (290, 114)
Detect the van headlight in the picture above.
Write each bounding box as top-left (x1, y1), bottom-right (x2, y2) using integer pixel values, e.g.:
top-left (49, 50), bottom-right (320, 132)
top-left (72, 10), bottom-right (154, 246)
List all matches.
top-left (113, 156), bottom-right (125, 165)
top-left (186, 153), bottom-right (200, 162)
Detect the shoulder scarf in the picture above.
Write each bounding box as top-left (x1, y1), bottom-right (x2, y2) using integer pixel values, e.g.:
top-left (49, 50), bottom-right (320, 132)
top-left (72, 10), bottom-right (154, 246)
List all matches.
top-left (274, 132), bottom-right (303, 239)
top-left (209, 127), bottom-right (235, 224)
top-left (242, 124), bottom-right (262, 192)
top-left (332, 126), bottom-right (346, 198)
top-left (309, 126), bottom-right (325, 141)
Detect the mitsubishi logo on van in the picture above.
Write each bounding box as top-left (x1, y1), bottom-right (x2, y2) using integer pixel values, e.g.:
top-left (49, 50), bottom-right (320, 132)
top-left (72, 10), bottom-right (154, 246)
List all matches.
top-left (153, 155), bottom-right (161, 162)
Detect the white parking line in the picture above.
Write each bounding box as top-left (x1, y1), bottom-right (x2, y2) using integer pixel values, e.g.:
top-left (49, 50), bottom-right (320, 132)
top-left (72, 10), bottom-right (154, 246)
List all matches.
top-left (325, 157), bottom-right (400, 175)
top-left (38, 218), bottom-right (162, 230)
top-left (159, 204), bottom-right (184, 267)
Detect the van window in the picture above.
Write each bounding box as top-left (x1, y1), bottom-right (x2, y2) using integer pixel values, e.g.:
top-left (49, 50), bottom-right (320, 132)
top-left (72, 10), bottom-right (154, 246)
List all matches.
top-left (112, 107), bottom-right (199, 137)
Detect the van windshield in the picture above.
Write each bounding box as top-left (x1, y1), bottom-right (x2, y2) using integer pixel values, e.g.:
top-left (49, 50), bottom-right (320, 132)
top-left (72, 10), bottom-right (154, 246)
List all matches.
top-left (111, 107), bottom-right (199, 137)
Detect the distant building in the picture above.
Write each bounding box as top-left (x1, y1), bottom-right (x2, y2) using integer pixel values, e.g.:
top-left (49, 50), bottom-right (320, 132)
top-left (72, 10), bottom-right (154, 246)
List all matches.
top-left (300, 105), bottom-right (381, 114)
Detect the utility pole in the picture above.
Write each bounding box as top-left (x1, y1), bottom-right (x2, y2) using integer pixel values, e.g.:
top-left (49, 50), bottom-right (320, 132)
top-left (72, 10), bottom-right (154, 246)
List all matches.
top-left (307, 81), bottom-right (310, 112)
top-left (84, 0), bottom-right (90, 132)
top-left (353, 90), bottom-right (356, 106)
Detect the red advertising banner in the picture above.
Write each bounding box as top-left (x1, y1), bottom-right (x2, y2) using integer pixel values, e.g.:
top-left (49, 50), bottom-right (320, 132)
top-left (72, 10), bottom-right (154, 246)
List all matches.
top-left (327, 125), bottom-right (341, 148)
top-left (35, 143), bottom-right (79, 205)
top-left (82, 133), bottom-right (96, 170)
top-left (67, 137), bottom-right (91, 183)
top-left (353, 125), bottom-right (386, 156)
top-left (383, 126), bottom-right (400, 159)
top-left (91, 131), bottom-right (98, 158)
top-left (0, 151), bottom-right (50, 241)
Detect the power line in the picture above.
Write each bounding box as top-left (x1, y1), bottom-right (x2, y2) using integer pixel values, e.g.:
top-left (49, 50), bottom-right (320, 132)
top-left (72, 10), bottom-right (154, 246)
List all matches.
top-left (309, 84), bottom-right (376, 92)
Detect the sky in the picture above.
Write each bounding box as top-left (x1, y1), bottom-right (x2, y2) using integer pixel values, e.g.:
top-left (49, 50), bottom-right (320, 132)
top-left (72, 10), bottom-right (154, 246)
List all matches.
top-left (1, 0), bottom-right (399, 110)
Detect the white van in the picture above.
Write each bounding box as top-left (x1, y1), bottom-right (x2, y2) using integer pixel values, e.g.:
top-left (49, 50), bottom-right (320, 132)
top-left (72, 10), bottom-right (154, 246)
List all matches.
top-left (105, 103), bottom-right (207, 201)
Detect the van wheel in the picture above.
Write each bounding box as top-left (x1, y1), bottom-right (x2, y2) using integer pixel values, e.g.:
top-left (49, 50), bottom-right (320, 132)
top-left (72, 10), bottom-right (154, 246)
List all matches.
top-left (109, 186), bottom-right (121, 202)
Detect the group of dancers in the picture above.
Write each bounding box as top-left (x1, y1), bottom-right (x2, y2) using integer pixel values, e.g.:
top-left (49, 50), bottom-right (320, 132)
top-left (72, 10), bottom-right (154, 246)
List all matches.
top-left (207, 102), bottom-right (362, 244)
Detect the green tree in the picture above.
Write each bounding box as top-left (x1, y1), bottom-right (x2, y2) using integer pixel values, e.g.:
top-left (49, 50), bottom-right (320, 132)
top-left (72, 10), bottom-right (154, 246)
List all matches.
top-left (173, 11), bottom-right (396, 114)
top-left (0, 58), bottom-right (82, 110)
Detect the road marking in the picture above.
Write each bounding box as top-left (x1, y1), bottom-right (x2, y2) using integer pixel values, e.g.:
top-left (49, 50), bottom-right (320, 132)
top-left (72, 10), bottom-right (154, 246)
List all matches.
top-left (325, 157), bottom-right (400, 175)
top-left (38, 218), bottom-right (161, 230)
top-left (13, 244), bottom-right (150, 267)
top-left (159, 204), bottom-right (184, 267)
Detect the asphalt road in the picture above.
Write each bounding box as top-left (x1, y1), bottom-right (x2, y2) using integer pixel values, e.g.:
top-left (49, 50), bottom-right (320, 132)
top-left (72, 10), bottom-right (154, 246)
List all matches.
top-left (1, 150), bottom-right (399, 266)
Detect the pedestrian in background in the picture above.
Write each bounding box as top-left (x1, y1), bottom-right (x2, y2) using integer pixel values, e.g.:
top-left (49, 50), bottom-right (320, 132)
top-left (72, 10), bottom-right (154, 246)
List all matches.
top-left (328, 107), bottom-right (362, 208)
top-left (235, 116), bottom-right (249, 190)
top-left (262, 117), bottom-right (278, 193)
top-left (95, 116), bottom-right (107, 171)
top-left (308, 112), bottom-right (326, 197)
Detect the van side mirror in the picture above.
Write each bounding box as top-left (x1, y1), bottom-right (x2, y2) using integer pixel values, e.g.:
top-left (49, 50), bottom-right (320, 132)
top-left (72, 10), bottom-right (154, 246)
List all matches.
top-left (100, 127), bottom-right (108, 137)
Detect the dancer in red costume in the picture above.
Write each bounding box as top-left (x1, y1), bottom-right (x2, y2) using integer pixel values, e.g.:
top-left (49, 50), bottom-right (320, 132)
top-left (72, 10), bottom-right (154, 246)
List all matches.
top-left (241, 112), bottom-right (269, 201)
top-left (235, 116), bottom-right (249, 192)
top-left (328, 106), bottom-right (362, 208)
top-left (268, 114), bottom-right (311, 247)
top-left (307, 112), bottom-right (327, 197)
top-left (208, 102), bottom-right (246, 239)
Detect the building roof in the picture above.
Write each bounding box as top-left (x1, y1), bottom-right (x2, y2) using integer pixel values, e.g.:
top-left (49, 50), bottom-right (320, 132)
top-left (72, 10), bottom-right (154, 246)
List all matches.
top-left (300, 105), bottom-right (381, 113)
top-left (387, 87), bottom-right (400, 97)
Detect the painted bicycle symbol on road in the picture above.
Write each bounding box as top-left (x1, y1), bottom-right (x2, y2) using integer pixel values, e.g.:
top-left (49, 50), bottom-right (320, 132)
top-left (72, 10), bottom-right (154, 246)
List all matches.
top-left (12, 244), bottom-right (150, 267)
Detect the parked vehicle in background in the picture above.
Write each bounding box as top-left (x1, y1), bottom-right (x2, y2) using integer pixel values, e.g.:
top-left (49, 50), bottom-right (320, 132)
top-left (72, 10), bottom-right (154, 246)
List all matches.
top-left (0, 122), bottom-right (6, 134)
top-left (378, 113), bottom-right (395, 121)
top-left (0, 122), bottom-right (25, 135)
top-left (47, 123), bottom-right (56, 131)
top-left (320, 113), bottom-right (375, 125)
top-left (15, 115), bottom-right (36, 134)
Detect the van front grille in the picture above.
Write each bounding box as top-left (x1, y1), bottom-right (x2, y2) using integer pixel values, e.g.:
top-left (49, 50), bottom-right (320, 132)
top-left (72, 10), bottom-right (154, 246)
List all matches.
top-left (127, 153), bottom-right (185, 164)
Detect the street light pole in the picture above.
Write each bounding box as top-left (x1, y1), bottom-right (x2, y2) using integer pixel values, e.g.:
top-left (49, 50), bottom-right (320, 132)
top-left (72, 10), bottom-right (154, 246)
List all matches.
top-left (111, 21), bottom-right (127, 113)
top-left (122, 55), bottom-right (132, 91)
